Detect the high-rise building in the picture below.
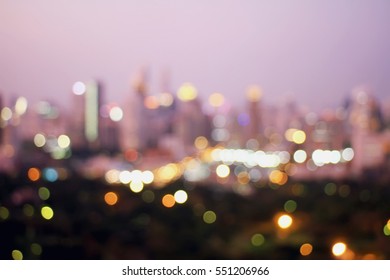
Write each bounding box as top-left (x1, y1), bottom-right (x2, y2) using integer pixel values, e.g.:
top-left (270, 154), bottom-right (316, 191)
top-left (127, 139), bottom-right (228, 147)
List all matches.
top-left (70, 80), bottom-right (103, 151)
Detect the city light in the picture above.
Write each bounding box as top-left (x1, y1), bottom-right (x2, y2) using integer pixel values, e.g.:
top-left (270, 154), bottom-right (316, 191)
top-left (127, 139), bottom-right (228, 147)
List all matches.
top-left (72, 81), bottom-right (86, 95)
top-left (104, 192), bottom-right (118, 206)
top-left (15, 97), bottom-right (28, 115)
top-left (216, 164), bottom-right (230, 178)
top-left (1, 107), bottom-right (12, 121)
top-left (162, 194), bottom-right (175, 208)
top-left (109, 106), bottom-right (123, 122)
top-left (208, 92), bottom-right (225, 107)
top-left (300, 243), bottom-right (313, 256)
top-left (12, 250), bottom-right (23, 260)
top-left (57, 134), bottom-right (71, 149)
top-left (293, 150), bottom-right (307, 163)
top-left (41, 206), bottom-right (54, 220)
top-left (332, 242), bottom-right (347, 257)
top-left (203, 210), bottom-right (217, 224)
top-left (28, 167), bottom-right (40, 182)
top-left (34, 133), bottom-right (46, 148)
top-left (177, 83), bottom-right (197, 101)
top-left (277, 214), bottom-right (293, 229)
top-left (174, 190), bottom-right (188, 204)
top-left (251, 234), bottom-right (265, 246)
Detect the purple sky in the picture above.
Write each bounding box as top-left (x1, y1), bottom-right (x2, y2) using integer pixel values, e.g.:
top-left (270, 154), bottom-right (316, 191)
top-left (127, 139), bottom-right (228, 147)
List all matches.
top-left (1, 0), bottom-right (390, 112)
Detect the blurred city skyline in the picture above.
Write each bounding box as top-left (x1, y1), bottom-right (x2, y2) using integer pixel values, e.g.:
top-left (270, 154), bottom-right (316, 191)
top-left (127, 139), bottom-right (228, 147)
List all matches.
top-left (1, 0), bottom-right (390, 111)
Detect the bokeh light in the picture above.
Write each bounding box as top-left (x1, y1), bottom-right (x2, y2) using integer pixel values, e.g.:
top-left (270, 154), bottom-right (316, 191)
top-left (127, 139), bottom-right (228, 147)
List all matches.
top-left (332, 242), bottom-right (347, 257)
top-left (104, 192), bottom-right (118, 206)
top-left (194, 136), bottom-right (208, 150)
top-left (109, 106), bottom-right (123, 121)
top-left (251, 233), bottom-right (265, 246)
top-left (162, 194), bottom-right (175, 208)
top-left (28, 167), bottom-right (40, 182)
top-left (38, 187), bottom-right (50, 200)
top-left (277, 214), bottom-right (293, 229)
top-left (15, 97), bottom-right (28, 115)
top-left (216, 164), bottom-right (230, 178)
top-left (300, 243), bottom-right (313, 256)
top-left (34, 133), bottom-right (46, 148)
top-left (293, 150), bottom-right (307, 163)
top-left (130, 180), bottom-right (144, 193)
top-left (284, 200), bottom-right (297, 213)
top-left (177, 83), bottom-right (197, 101)
top-left (208, 92), bottom-right (225, 107)
top-left (41, 206), bottom-right (54, 220)
top-left (12, 250), bottom-right (23, 260)
top-left (174, 190), bottom-right (188, 204)
top-left (0, 206), bottom-right (10, 220)
top-left (72, 81), bottom-right (86, 95)
top-left (57, 134), bottom-right (71, 149)
top-left (203, 210), bottom-right (217, 224)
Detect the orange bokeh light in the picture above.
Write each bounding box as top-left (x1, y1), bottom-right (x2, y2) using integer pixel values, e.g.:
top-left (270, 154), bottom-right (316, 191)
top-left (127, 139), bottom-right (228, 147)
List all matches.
top-left (28, 167), bottom-right (40, 182)
top-left (104, 192), bottom-right (118, 206)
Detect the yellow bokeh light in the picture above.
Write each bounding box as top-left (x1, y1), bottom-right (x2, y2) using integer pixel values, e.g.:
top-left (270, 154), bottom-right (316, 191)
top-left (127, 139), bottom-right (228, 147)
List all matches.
top-left (1, 107), bottom-right (13, 121)
top-left (174, 190), bottom-right (188, 204)
top-left (12, 250), bottom-right (23, 260)
top-left (31, 243), bottom-right (42, 256)
top-left (300, 243), bottom-right (313, 256)
top-left (162, 194), bottom-right (175, 208)
top-left (104, 192), bottom-right (118, 206)
top-left (246, 85), bottom-right (262, 102)
top-left (292, 130), bottom-right (306, 144)
top-left (277, 214), bottom-right (293, 229)
top-left (208, 92), bottom-right (225, 107)
top-left (237, 171), bottom-right (250, 185)
top-left (177, 83), bottom-right (197, 101)
top-left (57, 134), bottom-right (71, 148)
top-left (203, 210), bottom-right (217, 224)
top-left (130, 180), bottom-right (144, 193)
top-left (34, 133), bottom-right (46, 148)
top-left (28, 167), bottom-right (40, 182)
top-left (105, 169), bottom-right (120, 184)
top-left (194, 136), bottom-right (209, 150)
top-left (216, 164), bottom-right (230, 178)
top-left (0, 206), bottom-right (10, 220)
top-left (15, 97), bottom-right (28, 115)
top-left (41, 206), bottom-right (54, 220)
top-left (332, 242), bottom-right (347, 257)
top-left (269, 170), bottom-right (288, 185)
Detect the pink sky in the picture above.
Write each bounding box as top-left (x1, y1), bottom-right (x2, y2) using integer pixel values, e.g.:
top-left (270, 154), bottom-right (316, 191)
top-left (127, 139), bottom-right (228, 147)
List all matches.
top-left (1, 0), bottom-right (390, 112)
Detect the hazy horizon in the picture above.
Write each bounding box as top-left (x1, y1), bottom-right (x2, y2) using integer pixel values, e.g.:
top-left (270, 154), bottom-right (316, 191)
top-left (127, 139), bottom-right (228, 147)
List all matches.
top-left (1, 0), bottom-right (390, 112)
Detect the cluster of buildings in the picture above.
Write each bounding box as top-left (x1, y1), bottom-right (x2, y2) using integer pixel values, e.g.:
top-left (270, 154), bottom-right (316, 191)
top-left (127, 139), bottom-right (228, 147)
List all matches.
top-left (1, 69), bottom-right (390, 180)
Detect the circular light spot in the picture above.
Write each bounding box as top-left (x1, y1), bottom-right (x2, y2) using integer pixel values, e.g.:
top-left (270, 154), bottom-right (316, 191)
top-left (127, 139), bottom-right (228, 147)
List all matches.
top-left (246, 85), bottom-right (262, 102)
top-left (109, 106), bottom-right (123, 122)
top-left (194, 136), bottom-right (208, 150)
top-left (332, 242), bottom-right (347, 257)
top-left (141, 170), bottom-right (154, 184)
top-left (104, 192), bottom-right (118, 206)
top-left (216, 164), bottom-right (230, 178)
top-left (292, 130), bottom-right (306, 144)
top-left (31, 243), bottom-right (42, 256)
top-left (130, 180), bottom-right (144, 193)
top-left (12, 250), bottom-right (23, 260)
top-left (1, 107), bottom-right (12, 121)
top-left (57, 134), bottom-right (71, 148)
top-left (300, 243), bottom-right (313, 256)
top-left (15, 97), bottom-right (28, 115)
top-left (284, 200), bottom-right (297, 213)
top-left (162, 194), bottom-right (175, 208)
top-left (208, 92), bottom-right (225, 107)
top-left (177, 83), bottom-right (197, 101)
top-left (324, 182), bottom-right (337, 196)
top-left (251, 234), bottom-right (265, 246)
top-left (41, 206), bottom-right (54, 220)
top-left (203, 210), bottom-right (217, 224)
top-left (43, 168), bottom-right (58, 182)
top-left (174, 190), bottom-right (188, 204)
top-left (142, 190), bottom-right (155, 203)
top-left (28, 167), bottom-right (40, 182)
top-left (0, 206), bottom-right (10, 220)
top-left (72, 81), bottom-right (86, 95)
top-left (38, 187), bottom-right (50, 200)
top-left (293, 150), bottom-right (307, 163)
top-left (277, 214), bottom-right (293, 229)
top-left (34, 133), bottom-right (46, 148)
